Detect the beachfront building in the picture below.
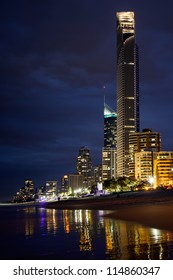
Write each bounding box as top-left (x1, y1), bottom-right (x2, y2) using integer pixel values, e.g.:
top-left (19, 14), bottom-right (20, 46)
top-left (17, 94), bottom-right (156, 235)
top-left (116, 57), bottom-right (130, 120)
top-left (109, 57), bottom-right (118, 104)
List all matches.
top-left (116, 12), bottom-right (140, 177)
top-left (68, 174), bottom-right (84, 195)
top-left (135, 151), bottom-right (157, 186)
top-left (155, 151), bottom-right (173, 187)
top-left (135, 151), bottom-right (173, 188)
top-left (129, 128), bottom-right (161, 179)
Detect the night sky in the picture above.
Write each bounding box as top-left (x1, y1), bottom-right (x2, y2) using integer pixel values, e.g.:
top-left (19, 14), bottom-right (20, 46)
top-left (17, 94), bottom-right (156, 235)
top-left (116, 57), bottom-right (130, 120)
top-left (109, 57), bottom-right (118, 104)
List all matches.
top-left (1, 0), bottom-right (173, 200)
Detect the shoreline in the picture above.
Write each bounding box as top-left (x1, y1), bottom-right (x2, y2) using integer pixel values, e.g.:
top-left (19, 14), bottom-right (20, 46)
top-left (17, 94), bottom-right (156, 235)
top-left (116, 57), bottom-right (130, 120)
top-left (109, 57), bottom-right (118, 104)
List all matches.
top-left (43, 189), bottom-right (173, 210)
top-left (1, 190), bottom-right (173, 232)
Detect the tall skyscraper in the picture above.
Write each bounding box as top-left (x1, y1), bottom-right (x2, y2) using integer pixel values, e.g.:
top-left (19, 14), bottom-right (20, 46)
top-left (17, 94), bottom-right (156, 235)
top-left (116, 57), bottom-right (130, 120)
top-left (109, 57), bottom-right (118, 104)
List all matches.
top-left (116, 12), bottom-right (140, 177)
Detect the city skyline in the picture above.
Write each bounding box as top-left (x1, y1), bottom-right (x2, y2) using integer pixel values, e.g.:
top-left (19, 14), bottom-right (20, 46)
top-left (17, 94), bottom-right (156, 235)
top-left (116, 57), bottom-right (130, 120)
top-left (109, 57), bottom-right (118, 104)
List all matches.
top-left (1, 1), bottom-right (173, 200)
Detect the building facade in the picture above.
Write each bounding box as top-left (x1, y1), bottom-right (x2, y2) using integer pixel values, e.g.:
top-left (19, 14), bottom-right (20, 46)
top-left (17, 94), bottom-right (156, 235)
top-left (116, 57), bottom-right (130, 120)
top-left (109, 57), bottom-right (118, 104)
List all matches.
top-left (116, 12), bottom-right (140, 177)
top-left (129, 128), bottom-right (161, 178)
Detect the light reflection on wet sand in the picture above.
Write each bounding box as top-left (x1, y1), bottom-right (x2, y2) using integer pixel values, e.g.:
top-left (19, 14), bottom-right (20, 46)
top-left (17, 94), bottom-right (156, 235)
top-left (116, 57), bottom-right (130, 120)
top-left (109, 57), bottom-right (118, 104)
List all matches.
top-left (35, 208), bottom-right (173, 259)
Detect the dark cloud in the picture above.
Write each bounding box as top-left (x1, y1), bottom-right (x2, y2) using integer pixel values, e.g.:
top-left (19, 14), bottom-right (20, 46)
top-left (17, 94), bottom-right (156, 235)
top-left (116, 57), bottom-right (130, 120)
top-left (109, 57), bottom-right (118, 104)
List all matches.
top-left (1, 0), bottom-right (173, 200)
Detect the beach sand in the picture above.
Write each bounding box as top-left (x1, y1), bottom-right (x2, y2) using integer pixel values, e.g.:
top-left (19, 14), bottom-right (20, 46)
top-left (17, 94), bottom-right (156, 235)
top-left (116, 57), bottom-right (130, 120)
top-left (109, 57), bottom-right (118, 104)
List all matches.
top-left (44, 189), bottom-right (173, 232)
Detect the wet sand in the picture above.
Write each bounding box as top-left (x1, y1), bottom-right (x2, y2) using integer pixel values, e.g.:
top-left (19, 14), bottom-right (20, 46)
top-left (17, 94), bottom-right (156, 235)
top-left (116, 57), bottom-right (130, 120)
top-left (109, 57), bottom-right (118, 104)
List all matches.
top-left (44, 189), bottom-right (173, 232)
top-left (104, 203), bottom-right (173, 232)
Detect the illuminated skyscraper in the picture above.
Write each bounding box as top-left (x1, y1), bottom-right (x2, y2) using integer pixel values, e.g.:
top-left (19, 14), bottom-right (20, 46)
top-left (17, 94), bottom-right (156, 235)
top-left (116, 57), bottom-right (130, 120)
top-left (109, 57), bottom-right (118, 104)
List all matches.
top-left (116, 12), bottom-right (140, 177)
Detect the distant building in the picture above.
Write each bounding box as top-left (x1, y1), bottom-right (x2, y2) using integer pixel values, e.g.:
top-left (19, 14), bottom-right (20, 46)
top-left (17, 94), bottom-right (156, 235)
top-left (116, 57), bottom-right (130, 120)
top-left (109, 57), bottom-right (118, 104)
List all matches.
top-left (129, 128), bottom-right (161, 178)
top-left (24, 179), bottom-right (35, 195)
top-left (76, 146), bottom-right (92, 187)
top-left (45, 180), bottom-right (57, 198)
top-left (12, 179), bottom-right (35, 202)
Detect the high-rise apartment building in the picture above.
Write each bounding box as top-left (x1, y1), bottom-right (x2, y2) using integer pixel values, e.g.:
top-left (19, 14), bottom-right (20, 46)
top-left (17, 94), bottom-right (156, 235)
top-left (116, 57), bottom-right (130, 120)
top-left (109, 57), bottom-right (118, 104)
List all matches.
top-left (116, 12), bottom-right (140, 177)
top-left (129, 128), bottom-right (161, 178)
top-left (76, 146), bottom-right (92, 187)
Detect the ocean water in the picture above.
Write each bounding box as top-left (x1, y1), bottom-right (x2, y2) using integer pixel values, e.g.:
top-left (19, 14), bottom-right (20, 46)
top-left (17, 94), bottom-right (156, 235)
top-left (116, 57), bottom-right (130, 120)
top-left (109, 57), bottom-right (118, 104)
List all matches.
top-left (0, 206), bottom-right (173, 260)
